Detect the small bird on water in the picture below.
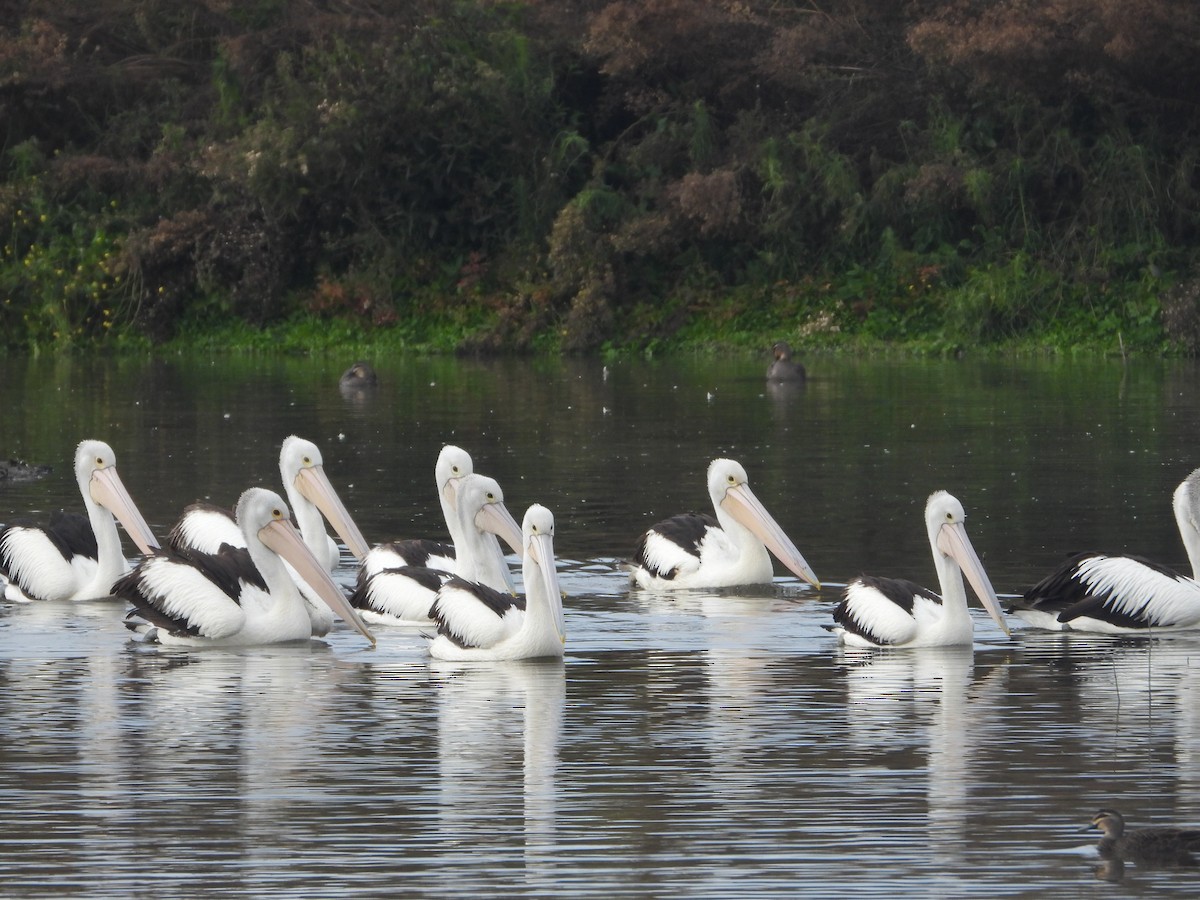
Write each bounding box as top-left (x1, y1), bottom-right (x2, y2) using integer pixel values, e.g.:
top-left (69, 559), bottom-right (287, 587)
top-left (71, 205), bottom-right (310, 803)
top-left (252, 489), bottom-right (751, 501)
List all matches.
top-left (339, 361), bottom-right (379, 390)
top-left (766, 341), bottom-right (806, 382)
top-left (1086, 809), bottom-right (1200, 867)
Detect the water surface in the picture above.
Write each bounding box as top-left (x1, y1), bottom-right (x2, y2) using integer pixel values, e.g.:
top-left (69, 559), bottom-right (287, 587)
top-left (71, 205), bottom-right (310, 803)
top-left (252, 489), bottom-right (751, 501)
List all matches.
top-left (2, 353), bottom-right (1199, 896)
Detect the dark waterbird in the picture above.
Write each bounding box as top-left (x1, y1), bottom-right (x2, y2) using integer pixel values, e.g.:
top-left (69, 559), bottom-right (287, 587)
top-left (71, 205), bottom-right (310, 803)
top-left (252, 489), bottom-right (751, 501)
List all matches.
top-left (766, 341), bottom-right (806, 382)
top-left (0, 458), bottom-right (52, 483)
top-left (339, 361), bottom-right (379, 390)
top-left (1087, 809), bottom-right (1200, 867)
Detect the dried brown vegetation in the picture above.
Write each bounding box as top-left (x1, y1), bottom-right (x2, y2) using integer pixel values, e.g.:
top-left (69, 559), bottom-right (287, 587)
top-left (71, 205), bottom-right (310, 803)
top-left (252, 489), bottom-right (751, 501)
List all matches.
top-left (2, 1), bottom-right (1199, 351)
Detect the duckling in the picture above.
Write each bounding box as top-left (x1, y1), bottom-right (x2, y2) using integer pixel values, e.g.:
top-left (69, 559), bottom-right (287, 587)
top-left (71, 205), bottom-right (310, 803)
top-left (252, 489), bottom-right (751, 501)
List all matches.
top-left (1087, 809), bottom-right (1200, 867)
top-left (766, 341), bottom-right (806, 382)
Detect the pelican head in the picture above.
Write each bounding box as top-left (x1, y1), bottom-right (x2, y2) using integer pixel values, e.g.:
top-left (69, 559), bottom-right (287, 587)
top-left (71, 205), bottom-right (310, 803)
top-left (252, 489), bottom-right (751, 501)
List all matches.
top-left (435, 445), bottom-right (474, 524)
top-left (458, 473), bottom-right (523, 556)
top-left (926, 490), bottom-right (1009, 636)
top-left (707, 458), bottom-right (820, 589)
top-left (237, 488), bottom-right (375, 647)
top-left (75, 439), bottom-right (159, 556)
top-left (279, 435), bottom-right (370, 560)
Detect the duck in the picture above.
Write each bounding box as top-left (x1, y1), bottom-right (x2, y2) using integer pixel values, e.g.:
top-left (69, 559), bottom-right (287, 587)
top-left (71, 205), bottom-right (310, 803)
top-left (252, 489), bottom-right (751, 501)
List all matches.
top-left (766, 341), bottom-right (806, 382)
top-left (339, 361), bottom-right (379, 390)
top-left (1087, 809), bottom-right (1200, 866)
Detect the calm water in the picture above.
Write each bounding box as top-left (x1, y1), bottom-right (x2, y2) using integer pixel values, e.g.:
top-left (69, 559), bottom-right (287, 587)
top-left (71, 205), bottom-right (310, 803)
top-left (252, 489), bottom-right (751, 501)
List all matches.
top-left (2, 353), bottom-right (1200, 896)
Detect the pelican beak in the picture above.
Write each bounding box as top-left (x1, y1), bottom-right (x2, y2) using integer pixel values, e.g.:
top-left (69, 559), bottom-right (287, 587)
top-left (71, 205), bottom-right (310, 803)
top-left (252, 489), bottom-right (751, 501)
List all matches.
top-left (528, 530), bottom-right (565, 643)
top-left (475, 499), bottom-right (524, 556)
top-left (441, 475), bottom-right (463, 523)
top-left (90, 466), bottom-right (160, 556)
top-left (936, 521), bottom-right (1010, 637)
top-left (294, 464), bottom-right (370, 560)
top-left (259, 518), bottom-right (377, 647)
top-left (722, 484), bottom-right (821, 589)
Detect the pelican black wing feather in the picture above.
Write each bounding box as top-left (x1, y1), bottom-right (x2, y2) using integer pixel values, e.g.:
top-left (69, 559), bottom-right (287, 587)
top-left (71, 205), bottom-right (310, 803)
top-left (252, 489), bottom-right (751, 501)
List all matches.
top-left (832, 576), bottom-right (941, 644)
top-left (375, 538), bottom-right (455, 568)
top-left (40, 510), bottom-right (99, 562)
top-left (431, 577), bottom-right (525, 646)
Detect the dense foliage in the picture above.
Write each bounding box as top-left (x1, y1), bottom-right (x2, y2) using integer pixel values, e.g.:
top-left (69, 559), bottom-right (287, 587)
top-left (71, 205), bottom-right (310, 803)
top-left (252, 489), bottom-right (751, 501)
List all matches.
top-left (2, 0), bottom-right (1199, 354)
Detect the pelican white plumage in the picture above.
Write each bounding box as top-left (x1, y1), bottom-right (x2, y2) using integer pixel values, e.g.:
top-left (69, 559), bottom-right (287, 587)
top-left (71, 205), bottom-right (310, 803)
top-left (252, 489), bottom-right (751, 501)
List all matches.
top-left (628, 458), bottom-right (820, 591)
top-left (362, 445), bottom-right (517, 590)
top-left (168, 435), bottom-right (371, 635)
top-left (119, 487), bottom-right (375, 647)
top-left (830, 491), bottom-right (1010, 648)
top-left (1009, 468), bottom-right (1200, 633)
top-left (351, 473), bottom-right (522, 625)
top-left (427, 504), bottom-right (564, 661)
top-left (0, 439), bottom-right (159, 602)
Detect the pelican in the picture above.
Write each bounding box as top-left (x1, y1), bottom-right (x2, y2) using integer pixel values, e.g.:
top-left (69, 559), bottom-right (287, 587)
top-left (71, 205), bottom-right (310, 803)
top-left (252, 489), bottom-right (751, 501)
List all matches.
top-left (168, 435), bottom-right (371, 635)
top-left (1086, 809), bottom-right (1200, 867)
top-left (628, 458), bottom-right (820, 590)
top-left (0, 439), bottom-right (159, 602)
top-left (119, 488), bottom-right (376, 647)
top-left (830, 491), bottom-right (1010, 647)
top-left (766, 341), bottom-right (806, 382)
top-left (428, 504), bottom-right (564, 661)
top-left (362, 445), bottom-right (518, 590)
top-left (351, 473), bottom-right (522, 625)
top-left (1010, 468), bottom-right (1200, 633)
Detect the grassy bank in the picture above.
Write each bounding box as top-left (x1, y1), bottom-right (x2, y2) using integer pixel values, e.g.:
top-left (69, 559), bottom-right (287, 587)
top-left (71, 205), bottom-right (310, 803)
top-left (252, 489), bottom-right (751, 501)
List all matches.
top-left (3, 2), bottom-right (1198, 357)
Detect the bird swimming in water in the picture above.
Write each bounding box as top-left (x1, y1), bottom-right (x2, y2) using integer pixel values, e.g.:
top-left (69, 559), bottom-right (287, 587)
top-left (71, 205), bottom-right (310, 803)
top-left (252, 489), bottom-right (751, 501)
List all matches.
top-left (1086, 809), bottom-right (1200, 867)
top-left (118, 487), bottom-right (376, 648)
top-left (427, 503), bottom-right (564, 661)
top-left (1010, 467), bottom-right (1200, 633)
top-left (339, 361), bottom-right (379, 390)
top-left (829, 490), bottom-right (1010, 647)
top-left (0, 439), bottom-right (159, 602)
top-left (628, 458), bottom-right (820, 591)
top-left (766, 341), bottom-right (806, 382)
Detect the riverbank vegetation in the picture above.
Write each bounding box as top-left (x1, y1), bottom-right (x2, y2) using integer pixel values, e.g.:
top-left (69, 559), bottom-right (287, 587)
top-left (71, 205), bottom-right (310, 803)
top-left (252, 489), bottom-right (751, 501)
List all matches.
top-left (2, 1), bottom-right (1199, 356)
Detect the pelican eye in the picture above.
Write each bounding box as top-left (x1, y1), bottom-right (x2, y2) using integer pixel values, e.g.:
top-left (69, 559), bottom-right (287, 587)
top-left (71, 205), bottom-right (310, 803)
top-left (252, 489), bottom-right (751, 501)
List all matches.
top-left (96, 457), bottom-right (105, 466)
top-left (451, 465), bottom-right (461, 475)
top-left (486, 492), bottom-right (496, 502)
top-left (303, 456), bottom-right (312, 465)
top-left (272, 508), bottom-right (284, 519)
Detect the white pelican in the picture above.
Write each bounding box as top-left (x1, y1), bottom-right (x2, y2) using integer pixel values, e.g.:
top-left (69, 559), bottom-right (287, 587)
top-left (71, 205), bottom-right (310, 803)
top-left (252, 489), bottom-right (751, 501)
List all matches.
top-left (628, 458), bottom-right (820, 590)
top-left (1010, 468), bottom-right (1200, 633)
top-left (119, 487), bottom-right (376, 647)
top-left (351, 473), bottom-right (523, 625)
top-left (361, 444), bottom-right (519, 589)
top-left (0, 439), bottom-right (159, 602)
top-left (428, 503), bottom-right (564, 661)
top-left (168, 435), bottom-right (371, 635)
top-left (829, 491), bottom-right (1010, 648)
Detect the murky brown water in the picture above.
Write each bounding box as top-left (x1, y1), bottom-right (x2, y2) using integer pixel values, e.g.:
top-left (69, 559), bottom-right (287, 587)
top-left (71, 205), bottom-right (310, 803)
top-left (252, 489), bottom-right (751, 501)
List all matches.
top-left (2, 353), bottom-right (1199, 896)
